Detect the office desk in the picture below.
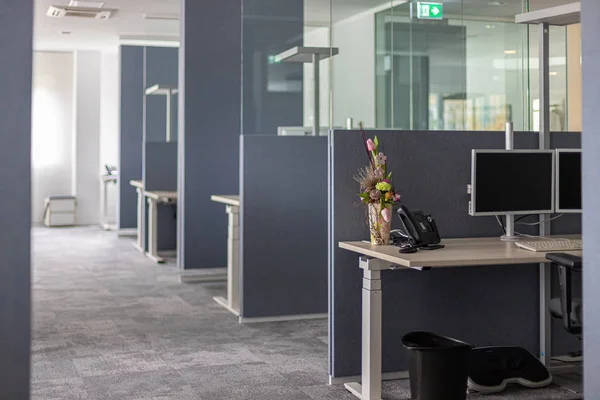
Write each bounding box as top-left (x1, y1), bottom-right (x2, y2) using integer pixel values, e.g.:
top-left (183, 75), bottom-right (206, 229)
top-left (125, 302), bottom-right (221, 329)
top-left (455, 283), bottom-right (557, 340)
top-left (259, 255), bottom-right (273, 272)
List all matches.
top-left (210, 195), bottom-right (241, 316)
top-left (144, 190), bottom-right (178, 263)
top-left (100, 174), bottom-right (117, 231)
top-left (130, 180), bottom-right (144, 252)
top-left (338, 238), bottom-right (582, 400)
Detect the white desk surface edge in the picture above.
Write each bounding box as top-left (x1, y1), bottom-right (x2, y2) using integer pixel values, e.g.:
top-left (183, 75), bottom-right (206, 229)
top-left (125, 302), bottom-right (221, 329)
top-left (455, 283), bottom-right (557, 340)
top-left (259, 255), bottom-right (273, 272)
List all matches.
top-left (210, 195), bottom-right (241, 207)
top-left (339, 236), bottom-right (582, 269)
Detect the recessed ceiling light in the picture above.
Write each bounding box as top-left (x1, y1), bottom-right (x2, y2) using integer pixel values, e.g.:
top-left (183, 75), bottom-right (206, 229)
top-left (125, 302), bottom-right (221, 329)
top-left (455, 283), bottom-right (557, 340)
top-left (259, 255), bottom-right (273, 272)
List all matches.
top-left (69, 0), bottom-right (105, 7)
top-left (60, 31), bottom-right (72, 35)
top-left (504, 49), bottom-right (517, 55)
top-left (486, 24), bottom-right (496, 29)
top-left (549, 71), bottom-right (558, 76)
top-left (489, 1), bottom-right (507, 6)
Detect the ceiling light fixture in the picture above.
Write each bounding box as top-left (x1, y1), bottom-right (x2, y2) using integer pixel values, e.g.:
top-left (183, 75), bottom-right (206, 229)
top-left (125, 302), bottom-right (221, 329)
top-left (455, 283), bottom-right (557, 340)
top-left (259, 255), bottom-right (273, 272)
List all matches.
top-left (549, 71), bottom-right (558, 76)
top-left (489, 1), bottom-right (507, 6)
top-left (504, 49), bottom-right (517, 55)
top-left (143, 13), bottom-right (179, 21)
top-left (60, 30), bottom-right (72, 35)
top-left (486, 24), bottom-right (496, 29)
top-left (69, 0), bottom-right (105, 7)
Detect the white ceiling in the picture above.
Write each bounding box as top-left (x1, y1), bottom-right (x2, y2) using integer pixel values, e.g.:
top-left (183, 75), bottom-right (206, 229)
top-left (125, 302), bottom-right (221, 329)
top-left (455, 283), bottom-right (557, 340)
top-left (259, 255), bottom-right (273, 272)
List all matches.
top-left (34, 0), bottom-right (180, 51)
top-left (34, 0), bottom-right (575, 51)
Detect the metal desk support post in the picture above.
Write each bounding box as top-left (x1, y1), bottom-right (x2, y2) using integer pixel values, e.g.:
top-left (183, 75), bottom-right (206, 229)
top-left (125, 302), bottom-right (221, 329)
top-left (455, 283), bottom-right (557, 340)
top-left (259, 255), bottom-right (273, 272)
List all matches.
top-left (344, 257), bottom-right (389, 400)
top-left (213, 203), bottom-right (241, 316)
top-left (146, 196), bottom-right (164, 264)
top-left (539, 22), bottom-right (552, 366)
top-left (133, 186), bottom-right (144, 253)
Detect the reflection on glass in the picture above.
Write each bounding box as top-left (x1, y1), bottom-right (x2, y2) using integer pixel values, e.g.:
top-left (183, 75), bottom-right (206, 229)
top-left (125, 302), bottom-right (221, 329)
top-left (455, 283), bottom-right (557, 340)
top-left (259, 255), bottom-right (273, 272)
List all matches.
top-left (330, 0), bottom-right (579, 132)
top-left (241, 0), bottom-right (333, 136)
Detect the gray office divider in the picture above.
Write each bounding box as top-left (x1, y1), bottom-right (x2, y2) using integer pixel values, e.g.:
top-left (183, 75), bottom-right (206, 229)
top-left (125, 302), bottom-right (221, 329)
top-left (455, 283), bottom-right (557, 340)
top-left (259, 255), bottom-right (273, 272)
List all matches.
top-left (178, 0), bottom-right (241, 271)
top-left (143, 143), bottom-right (178, 252)
top-left (0, 0), bottom-right (32, 397)
top-left (240, 135), bottom-right (328, 318)
top-left (582, 0), bottom-right (600, 394)
top-left (118, 46), bottom-right (144, 230)
top-left (329, 130), bottom-right (581, 378)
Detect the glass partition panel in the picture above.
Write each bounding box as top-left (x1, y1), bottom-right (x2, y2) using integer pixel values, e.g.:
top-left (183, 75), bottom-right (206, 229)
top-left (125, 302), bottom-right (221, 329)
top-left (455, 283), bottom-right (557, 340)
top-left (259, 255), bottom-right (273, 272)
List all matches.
top-left (332, 0), bottom-right (533, 131)
top-left (241, 0), bottom-right (332, 136)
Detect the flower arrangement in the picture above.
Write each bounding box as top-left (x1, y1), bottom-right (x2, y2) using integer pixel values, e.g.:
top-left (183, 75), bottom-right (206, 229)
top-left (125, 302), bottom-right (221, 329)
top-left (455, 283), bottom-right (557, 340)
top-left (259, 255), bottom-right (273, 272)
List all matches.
top-left (355, 123), bottom-right (401, 245)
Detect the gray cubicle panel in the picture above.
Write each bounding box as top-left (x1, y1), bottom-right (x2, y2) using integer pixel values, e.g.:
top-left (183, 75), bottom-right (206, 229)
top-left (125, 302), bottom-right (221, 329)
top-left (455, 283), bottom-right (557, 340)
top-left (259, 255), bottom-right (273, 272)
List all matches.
top-left (329, 130), bottom-right (581, 378)
top-left (0, 0), bottom-right (32, 397)
top-left (118, 46), bottom-right (144, 230)
top-left (240, 135), bottom-right (328, 318)
top-left (143, 142), bottom-right (178, 252)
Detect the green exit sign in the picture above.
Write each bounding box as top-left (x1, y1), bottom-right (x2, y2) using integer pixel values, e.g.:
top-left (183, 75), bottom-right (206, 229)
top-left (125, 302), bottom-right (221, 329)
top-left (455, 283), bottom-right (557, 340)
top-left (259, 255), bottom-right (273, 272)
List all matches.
top-left (416, 2), bottom-right (443, 20)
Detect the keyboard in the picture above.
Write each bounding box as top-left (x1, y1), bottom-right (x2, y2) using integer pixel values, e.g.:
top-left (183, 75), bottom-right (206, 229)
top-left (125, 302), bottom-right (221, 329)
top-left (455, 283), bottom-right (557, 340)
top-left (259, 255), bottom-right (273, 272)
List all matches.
top-left (515, 239), bottom-right (583, 252)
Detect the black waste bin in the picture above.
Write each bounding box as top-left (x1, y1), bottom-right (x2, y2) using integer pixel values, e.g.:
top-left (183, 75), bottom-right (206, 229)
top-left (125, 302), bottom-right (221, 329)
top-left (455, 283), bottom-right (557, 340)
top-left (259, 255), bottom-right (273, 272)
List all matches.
top-left (402, 332), bottom-right (473, 400)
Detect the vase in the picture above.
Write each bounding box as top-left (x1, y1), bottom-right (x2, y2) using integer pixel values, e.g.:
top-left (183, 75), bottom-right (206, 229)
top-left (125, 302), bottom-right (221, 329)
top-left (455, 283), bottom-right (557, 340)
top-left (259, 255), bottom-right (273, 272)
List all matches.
top-left (368, 203), bottom-right (392, 245)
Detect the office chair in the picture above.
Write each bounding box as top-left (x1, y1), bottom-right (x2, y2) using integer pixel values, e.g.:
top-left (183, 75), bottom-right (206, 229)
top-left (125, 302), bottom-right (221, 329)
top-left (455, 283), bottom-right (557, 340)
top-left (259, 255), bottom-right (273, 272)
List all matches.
top-left (546, 253), bottom-right (583, 336)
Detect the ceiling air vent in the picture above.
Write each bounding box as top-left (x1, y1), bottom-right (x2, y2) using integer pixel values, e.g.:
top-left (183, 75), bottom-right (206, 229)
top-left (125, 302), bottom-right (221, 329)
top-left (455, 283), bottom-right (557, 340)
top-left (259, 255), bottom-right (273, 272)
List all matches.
top-left (46, 5), bottom-right (115, 20)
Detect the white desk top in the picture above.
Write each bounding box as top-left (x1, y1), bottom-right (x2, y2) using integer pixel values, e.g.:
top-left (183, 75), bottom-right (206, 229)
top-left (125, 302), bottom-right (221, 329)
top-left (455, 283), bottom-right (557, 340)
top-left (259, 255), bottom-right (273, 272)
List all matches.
top-left (211, 195), bottom-right (240, 207)
top-left (130, 180), bottom-right (143, 189)
top-left (144, 191), bottom-right (178, 201)
top-left (102, 175), bottom-right (117, 182)
top-left (339, 236), bottom-right (582, 270)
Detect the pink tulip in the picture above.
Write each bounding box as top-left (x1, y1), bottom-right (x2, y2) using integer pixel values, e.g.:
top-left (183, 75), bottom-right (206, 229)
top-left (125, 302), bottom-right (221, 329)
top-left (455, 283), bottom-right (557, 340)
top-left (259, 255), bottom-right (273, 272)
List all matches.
top-left (366, 139), bottom-right (376, 151)
top-left (381, 207), bottom-right (391, 223)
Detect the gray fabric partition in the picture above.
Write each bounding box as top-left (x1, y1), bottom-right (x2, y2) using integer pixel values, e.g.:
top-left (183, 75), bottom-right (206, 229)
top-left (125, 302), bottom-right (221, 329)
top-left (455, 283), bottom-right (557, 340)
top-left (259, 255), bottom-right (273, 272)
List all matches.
top-left (0, 0), bottom-right (32, 397)
top-left (582, 0), bottom-right (600, 395)
top-left (118, 46), bottom-right (144, 230)
top-left (329, 130), bottom-right (581, 378)
top-left (143, 143), bottom-right (178, 252)
top-left (178, 0), bottom-right (241, 270)
top-left (240, 135), bottom-right (328, 318)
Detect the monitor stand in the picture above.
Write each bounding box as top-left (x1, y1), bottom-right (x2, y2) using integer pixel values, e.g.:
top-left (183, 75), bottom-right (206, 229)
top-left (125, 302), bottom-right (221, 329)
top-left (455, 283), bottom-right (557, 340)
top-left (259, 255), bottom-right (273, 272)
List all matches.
top-left (501, 214), bottom-right (520, 242)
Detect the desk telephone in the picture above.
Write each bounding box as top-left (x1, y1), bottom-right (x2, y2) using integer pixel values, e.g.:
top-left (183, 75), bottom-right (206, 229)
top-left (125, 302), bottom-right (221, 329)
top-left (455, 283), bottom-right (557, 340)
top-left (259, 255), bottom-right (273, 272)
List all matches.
top-left (392, 206), bottom-right (444, 253)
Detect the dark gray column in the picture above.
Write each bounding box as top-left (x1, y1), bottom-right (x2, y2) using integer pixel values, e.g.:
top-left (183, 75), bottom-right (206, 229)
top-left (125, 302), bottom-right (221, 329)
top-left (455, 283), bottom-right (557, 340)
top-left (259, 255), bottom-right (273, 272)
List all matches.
top-left (118, 46), bottom-right (144, 230)
top-left (582, 0), bottom-right (600, 395)
top-left (178, 0), bottom-right (241, 271)
top-left (0, 0), bottom-right (32, 398)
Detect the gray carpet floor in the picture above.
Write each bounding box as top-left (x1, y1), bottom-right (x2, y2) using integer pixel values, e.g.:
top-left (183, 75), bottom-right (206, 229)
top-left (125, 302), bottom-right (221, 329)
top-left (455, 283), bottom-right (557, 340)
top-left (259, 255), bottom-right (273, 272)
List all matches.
top-left (32, 227), bottom-right (582, 400)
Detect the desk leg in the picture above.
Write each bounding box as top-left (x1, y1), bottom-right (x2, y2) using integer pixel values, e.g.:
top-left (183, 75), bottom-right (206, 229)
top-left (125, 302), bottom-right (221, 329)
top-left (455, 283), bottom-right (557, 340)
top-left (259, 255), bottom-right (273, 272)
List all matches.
top-left (213, 205), bottom-right (240, 316)
top-left (540, 263), bottom-right (552, 366)
top-left (345, 261), bottom-right (383, 400)
top-left (133, 188), bottom-right (144, 253)
top-left (145, 198), bottom-right (164, 264)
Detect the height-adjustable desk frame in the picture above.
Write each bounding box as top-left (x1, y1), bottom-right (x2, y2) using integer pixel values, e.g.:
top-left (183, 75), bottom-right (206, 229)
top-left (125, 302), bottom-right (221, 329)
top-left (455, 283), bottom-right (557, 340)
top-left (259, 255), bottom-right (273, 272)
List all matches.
top-left (339, 238), bottom-right (582, 400)
top-left (516, 0), bottom-right (581, 367)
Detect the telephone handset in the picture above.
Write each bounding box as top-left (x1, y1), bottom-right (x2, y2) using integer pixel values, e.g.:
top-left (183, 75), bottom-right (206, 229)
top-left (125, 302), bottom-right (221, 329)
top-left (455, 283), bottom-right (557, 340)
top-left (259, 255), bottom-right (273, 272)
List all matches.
top-left (395, 205), bottom-right (444, 253)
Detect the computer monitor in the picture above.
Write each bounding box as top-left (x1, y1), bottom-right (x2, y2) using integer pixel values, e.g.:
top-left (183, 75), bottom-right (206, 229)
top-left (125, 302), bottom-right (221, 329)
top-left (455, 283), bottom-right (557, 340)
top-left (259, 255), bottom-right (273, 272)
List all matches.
top-left (470, 150), bottom-right (555, 216)
top-left (556, 149), bottom-right (582, 213)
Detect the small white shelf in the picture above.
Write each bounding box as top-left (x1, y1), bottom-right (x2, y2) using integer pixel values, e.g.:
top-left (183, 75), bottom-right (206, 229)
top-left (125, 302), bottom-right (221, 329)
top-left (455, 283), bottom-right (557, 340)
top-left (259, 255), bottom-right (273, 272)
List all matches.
top-left (145, 84), bottom-right (179, 96)
top-left (274, 46), bottom-right (339, 64)
top-left (515, 2), bottom-right (580, 26)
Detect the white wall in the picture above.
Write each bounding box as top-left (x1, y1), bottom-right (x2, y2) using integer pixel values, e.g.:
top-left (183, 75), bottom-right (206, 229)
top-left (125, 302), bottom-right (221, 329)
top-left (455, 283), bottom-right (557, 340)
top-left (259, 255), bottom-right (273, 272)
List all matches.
top-left (32, 52), bottom-right (74, 224)
top-left (72, 51), bottom-right (101, 225)
top-left (100, 50), bottom-right (120, 224)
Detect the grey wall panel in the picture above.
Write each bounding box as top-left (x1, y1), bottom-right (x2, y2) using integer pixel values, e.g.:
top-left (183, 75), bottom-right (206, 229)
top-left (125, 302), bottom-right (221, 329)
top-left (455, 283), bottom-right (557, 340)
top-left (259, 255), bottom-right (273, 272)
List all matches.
top-left (144, 143), bottom-right (178, 191)
top-left (118, 46), bottom-right (144, 229)
top-left (145, 47), bottom-right (179, 143)
top-left (241, 135), bottom-right (328, 317)
top-left (242, 0), bottom-right (304, 135)
top-left (179, 0), bottom-right (241, 270)
top-left (582, 0), bottom-right (600, 395)
top-left (330, 130), bottom-right (582, 377)
top-left (0, 0), bottom-right (32, 397)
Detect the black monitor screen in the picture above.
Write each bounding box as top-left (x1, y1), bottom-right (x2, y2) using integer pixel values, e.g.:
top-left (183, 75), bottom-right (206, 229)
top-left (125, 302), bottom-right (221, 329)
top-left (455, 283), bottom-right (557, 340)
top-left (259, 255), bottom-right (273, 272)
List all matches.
top-left (558, 151), bottom-right (582, 211)
top-left (473, 151), bottom-right (554, 214)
